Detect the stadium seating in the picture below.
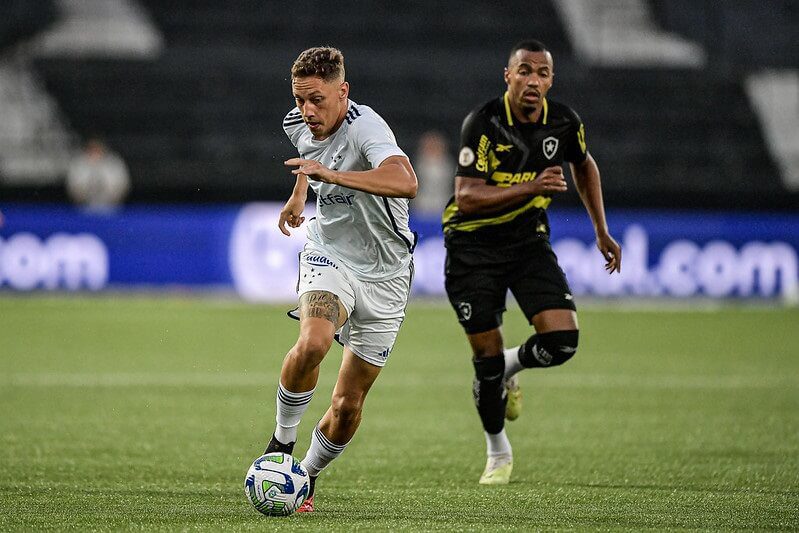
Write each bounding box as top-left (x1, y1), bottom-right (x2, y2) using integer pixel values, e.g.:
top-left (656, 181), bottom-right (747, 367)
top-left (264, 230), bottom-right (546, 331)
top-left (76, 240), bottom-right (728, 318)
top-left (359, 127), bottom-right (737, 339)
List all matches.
top-left (0, 0), bottom-right (56, 50)
top-left (1, 1), bottom-right (795, 208)
top-left (651, 0), bottom-right (799, 69)
top-left (25, 0), bottom-right (571, 202)
top-left (554, 67), bottom-right (782, 206)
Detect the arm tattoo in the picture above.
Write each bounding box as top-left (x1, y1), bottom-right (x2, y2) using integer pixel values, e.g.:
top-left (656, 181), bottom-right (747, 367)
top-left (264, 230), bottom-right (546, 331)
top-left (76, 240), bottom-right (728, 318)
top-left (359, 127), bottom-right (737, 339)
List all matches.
top-left (300, 291), bottom-right (341, 326)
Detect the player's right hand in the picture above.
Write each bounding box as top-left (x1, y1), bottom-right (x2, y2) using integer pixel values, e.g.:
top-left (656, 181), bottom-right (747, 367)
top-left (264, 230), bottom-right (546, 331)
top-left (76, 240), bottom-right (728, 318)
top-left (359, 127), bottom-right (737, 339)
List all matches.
top-left (278, 199), bottom-right (305, 236)
top-left (528, 166), bottom-right (567, 195)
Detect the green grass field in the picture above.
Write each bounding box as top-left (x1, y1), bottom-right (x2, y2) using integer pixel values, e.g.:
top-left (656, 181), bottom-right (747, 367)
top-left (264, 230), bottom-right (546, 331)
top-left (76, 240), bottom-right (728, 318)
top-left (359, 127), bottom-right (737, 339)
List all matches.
top-left (1, 295), bottom-right (797, 531)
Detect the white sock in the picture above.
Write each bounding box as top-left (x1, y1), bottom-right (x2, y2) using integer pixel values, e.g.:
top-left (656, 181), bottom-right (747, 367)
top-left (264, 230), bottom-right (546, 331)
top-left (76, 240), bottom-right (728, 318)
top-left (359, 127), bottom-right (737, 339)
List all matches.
top-left (274, 382), bottom-right (315, 444)
top-left (485, 429), bottom-right (512, 458)
top-left (503, 346), bottom-right (524, 380)
top-left (301, 425), bottom-right (348, 477)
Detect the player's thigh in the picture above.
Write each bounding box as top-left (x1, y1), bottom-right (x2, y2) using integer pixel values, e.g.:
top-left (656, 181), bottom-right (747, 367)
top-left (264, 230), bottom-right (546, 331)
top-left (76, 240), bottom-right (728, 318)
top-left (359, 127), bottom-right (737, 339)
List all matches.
top-left (339, 266), bottom-right (412, 367)
top-left (297, 246), bottom-right (354, 330)
top-left (531, 308), bottom-right (578, 333)
top-left (508, 239), bottom-right (576, 325)
top-left (444, 251), bottom-right (509, 335)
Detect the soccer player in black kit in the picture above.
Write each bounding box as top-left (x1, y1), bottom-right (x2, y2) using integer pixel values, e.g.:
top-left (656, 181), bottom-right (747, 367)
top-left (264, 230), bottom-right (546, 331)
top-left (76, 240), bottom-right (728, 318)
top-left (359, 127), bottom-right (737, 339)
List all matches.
top-left (443, 40), bottom-right (622, 484)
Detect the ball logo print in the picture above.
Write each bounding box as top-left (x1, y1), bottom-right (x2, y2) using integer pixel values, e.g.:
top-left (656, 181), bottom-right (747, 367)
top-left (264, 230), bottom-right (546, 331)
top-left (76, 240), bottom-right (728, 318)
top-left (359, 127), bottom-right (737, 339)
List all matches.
top-left (244, 452), bottom-right (310, 516)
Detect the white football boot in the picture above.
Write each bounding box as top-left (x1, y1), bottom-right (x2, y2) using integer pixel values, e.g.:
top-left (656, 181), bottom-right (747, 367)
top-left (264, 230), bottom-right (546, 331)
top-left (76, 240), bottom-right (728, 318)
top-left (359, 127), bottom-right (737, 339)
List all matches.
top-left (504, 374), bottom-right (522, 421)
top-left (479, 454), bottom-right (513, 485)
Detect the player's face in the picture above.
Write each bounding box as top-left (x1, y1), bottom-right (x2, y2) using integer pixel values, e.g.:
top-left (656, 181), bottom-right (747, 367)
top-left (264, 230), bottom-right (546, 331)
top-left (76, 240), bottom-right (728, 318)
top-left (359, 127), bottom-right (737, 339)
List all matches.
top-left (292, 76), bottom-right (349, 140)
top-left (504, 50), bottom-right (554, 115)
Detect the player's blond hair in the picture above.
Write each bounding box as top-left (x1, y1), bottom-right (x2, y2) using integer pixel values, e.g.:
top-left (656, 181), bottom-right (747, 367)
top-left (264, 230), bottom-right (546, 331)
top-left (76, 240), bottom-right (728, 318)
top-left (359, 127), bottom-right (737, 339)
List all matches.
top-left (291, 47), bottom-right (345, 82)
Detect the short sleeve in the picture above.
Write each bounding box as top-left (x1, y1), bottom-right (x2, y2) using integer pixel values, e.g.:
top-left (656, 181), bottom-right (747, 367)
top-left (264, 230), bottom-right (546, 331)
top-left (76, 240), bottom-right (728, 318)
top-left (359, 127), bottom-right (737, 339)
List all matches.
top-left (456, 109), bottom-right (492, 180)
top-left (564, 109), bottom-right (588, 164)
top-left (282, 108), bottom-right (305, 147)
top-left (351, 110), bottom-right (407, 169)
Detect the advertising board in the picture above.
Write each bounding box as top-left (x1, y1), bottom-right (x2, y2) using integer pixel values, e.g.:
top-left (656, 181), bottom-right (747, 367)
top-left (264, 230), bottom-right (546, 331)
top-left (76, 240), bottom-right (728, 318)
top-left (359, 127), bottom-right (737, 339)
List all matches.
top-left (1, 204), bottom-right (796, 301)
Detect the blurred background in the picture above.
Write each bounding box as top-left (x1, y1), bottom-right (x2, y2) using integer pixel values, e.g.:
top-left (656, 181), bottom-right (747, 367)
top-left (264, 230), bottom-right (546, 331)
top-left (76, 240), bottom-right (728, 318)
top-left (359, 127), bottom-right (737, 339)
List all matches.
top-left (0, 0), bottom-right (797, 302)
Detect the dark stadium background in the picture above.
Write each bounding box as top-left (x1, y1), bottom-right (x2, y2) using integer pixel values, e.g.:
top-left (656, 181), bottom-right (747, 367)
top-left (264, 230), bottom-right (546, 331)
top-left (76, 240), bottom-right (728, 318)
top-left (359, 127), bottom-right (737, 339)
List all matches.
top-left (1, 0), bottom-right (797, 210)
top-left (1, 2), bottom-right (798, 530)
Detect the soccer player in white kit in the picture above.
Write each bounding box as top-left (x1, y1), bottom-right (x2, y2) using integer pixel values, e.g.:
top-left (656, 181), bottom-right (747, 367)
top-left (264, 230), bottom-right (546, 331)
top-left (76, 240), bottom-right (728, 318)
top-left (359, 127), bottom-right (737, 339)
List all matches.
top-left (263, 47), bottom-right (418, 512)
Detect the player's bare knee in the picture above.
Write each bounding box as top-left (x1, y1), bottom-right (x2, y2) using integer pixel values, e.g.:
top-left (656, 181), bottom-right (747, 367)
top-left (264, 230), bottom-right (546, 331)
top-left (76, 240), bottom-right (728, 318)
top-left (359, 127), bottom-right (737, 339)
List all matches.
top-left (293, 334), bottom-right (332, 366)
top-left (468, 333), bottom-right (504, 359)
top-left (330, 391), bottom-right (364, 426)
top-left (472, 347), bottom-right (501, 359)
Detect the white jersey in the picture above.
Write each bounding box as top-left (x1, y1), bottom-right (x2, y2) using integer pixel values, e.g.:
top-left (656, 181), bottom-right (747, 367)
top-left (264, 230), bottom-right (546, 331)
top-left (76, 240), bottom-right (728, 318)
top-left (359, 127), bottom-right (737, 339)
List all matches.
top-left (283, 100), bottom-right (416, 281)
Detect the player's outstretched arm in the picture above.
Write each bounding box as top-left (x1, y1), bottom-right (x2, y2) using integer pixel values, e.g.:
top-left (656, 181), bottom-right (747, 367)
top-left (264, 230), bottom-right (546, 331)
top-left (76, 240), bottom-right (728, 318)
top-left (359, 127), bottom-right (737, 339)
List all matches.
top-left (284, 156), bottom-right (417, 199)
top-left (278, 174), bottom-right (309, 236)
top-left (570, 154), bottom-right (621, 273)
top-left (455, 166), bottom-right (567, 216)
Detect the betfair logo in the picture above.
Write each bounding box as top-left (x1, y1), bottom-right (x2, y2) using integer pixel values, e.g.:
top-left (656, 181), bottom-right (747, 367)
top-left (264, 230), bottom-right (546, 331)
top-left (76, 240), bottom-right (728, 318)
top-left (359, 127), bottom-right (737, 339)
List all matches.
top-left (319, 193), bottom-right (355, 206)
top-left (495, 144), bottom-right (513, 153)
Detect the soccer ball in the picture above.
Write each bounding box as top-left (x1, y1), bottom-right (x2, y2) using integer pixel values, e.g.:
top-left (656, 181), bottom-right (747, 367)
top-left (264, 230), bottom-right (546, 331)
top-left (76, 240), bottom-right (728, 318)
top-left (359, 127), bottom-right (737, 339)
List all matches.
top-left (244, 452), bottom-right (310, 516)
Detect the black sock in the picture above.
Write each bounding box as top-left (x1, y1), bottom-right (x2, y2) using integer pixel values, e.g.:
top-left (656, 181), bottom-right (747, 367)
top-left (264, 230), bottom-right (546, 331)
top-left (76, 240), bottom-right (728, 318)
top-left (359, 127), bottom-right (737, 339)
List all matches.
top-left (518, 335), bottom-right (543, 368)
top-left (308, 475), bottom-right (317, 498)
top-left (518, 330), bottom-right (579, 368)
top-left (472, 356), bottom-right (506, 434)
top-left (264, 433), bottom-right (295, 455)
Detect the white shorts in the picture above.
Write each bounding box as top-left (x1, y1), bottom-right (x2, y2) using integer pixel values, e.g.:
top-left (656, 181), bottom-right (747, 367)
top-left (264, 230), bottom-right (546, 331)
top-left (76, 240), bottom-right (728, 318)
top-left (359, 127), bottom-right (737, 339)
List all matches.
top-left (296, 244), bottom-right (412, 367)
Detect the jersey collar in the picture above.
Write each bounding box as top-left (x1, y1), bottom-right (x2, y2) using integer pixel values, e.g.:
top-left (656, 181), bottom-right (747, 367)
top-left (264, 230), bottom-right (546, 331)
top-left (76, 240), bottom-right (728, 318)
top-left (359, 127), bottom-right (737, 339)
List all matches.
top-left (503, 91), bottom-right (549, 126)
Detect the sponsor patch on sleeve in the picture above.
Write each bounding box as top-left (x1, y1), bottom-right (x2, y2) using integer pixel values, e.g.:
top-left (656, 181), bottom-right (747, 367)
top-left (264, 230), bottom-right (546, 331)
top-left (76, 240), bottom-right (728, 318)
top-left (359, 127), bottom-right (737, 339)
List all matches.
top-left (458, 147), bottom-right (476, 167)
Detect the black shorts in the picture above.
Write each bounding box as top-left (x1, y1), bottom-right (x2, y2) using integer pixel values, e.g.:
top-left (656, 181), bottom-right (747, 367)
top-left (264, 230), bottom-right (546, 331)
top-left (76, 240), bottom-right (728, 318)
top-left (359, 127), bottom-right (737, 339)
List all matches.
top-left (444, 238), bottom-right (576, 334)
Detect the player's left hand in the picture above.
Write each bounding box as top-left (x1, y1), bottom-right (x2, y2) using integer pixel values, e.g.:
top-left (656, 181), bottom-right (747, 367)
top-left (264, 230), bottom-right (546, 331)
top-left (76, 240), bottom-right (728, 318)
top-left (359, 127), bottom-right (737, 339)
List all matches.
top-left (285, 158), bottom-right (338, 184)
top-left (596, 231), bottom-right (622, 274)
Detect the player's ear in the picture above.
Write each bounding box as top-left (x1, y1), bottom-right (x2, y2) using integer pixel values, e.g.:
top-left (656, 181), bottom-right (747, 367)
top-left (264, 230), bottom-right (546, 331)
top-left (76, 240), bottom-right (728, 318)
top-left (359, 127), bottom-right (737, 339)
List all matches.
top-left (503, 67), bottom-right (510, 84)
top-left (339, 81), bottom-right (349, 100)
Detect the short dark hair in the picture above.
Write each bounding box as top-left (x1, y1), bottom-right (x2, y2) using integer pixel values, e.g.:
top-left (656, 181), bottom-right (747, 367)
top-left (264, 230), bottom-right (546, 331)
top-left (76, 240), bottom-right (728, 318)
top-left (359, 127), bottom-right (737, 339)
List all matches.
top-left (509, 39), bottom-right (549, 60)
top-left (291, 46), bottom-right (345, 82)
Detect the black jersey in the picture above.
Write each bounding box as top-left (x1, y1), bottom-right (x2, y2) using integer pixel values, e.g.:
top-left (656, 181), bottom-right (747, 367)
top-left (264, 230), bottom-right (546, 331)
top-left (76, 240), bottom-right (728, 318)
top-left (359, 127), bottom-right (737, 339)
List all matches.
top-left (442, 93), bottom-right (588, 253)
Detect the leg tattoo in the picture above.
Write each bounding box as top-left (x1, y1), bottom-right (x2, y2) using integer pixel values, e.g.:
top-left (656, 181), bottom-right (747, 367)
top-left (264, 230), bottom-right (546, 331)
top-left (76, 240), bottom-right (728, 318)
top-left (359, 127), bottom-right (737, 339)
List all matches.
top-left (300, 291), bottom-right (341, 326)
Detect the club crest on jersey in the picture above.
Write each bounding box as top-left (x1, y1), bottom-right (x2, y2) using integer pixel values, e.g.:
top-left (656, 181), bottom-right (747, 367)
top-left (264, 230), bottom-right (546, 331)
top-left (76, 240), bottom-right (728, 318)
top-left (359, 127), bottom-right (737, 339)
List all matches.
top-left (457, 302), bottom-right (472, 321)
top-left (542, 136), bottom-right (559, 160)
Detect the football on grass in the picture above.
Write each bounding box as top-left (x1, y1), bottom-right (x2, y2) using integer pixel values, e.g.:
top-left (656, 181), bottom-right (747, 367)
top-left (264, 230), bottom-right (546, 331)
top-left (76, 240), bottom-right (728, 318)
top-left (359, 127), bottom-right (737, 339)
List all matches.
top-left (244, 452), bottom-right (310, 516)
